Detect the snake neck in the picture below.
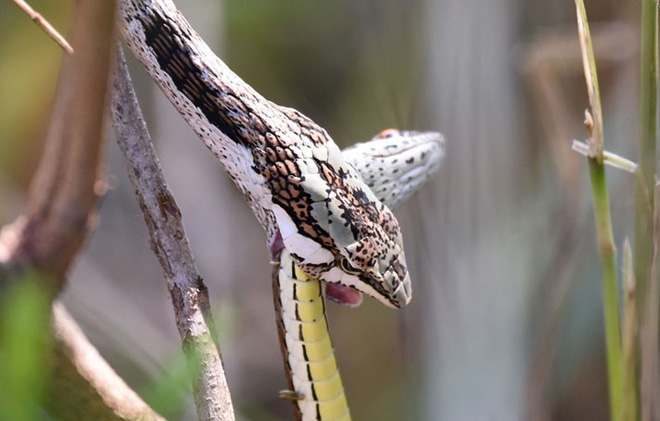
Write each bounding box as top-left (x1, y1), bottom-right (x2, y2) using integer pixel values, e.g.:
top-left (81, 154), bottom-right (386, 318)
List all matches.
top-left (273, 249), bottom-right (351, 421)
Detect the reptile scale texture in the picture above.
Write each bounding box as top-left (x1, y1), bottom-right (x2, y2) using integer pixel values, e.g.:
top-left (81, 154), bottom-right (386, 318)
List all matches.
top-left (119, 1), bottom-right (444, 419)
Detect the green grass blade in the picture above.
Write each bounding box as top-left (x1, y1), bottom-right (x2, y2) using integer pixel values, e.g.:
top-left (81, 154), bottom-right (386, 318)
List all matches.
top-left (574, 2), bottom-right (624, 419)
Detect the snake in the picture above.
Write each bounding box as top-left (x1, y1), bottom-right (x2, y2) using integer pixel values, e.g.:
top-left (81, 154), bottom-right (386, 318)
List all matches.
top-left (273, 130), bottom-right (443, 420)
top-left (118, 1), bottom-right (444, 419)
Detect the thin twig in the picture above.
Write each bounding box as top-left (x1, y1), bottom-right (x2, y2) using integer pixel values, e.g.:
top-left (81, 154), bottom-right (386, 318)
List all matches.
top-left (111, 45), bottom-right (234, 421)
top-left (50, 302), bottom-right (164, 420)
top-left (12, 0), bottom-right (74, 54)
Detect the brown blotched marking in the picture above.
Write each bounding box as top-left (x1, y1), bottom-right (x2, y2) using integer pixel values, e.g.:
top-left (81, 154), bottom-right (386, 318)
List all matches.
top-left (252, 143), bottom-right (337, 250)
top-left (280, 107), bottom-right (329, 147)
top-left (348, 237), bottom-right (377, 268)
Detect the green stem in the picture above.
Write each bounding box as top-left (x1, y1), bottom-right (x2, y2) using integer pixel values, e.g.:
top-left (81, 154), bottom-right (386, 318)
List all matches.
top-left (622, 240), bottom-right (637, 421)
top-left (635, 0), bottom-right (658, 324)
top-left (634, 1), bottom-right (658, 418)
top-left (588, 160), bottom-right (624, 421)
top-left (575, 1), bottom-right (625, 418)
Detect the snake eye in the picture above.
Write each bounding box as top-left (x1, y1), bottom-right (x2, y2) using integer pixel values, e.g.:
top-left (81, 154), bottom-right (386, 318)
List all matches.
top-left (339, 256), bottom-right (361, 275)
top-left (377, 128), bottom-right (401, 139)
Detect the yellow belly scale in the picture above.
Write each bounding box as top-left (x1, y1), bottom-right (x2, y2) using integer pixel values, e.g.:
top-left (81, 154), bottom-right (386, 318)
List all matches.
top-left (274, 249), bottom-right (351, 421)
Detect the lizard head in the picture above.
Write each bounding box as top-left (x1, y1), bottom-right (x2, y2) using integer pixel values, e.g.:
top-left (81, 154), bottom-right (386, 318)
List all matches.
top-left (343, 128), bottom-right (445, 209)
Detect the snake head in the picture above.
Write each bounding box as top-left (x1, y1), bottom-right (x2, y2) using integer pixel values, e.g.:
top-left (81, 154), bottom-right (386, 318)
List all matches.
top-left (271, 199), bottom-right (412, 309)
top-left (333, 224), bottom-right (412, 309)
top-left (270, 138), bottom-right (413, 309)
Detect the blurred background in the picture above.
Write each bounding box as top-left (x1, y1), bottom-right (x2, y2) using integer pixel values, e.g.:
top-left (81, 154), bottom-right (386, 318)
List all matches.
top-left (0, 0), bottom-right (642, 419)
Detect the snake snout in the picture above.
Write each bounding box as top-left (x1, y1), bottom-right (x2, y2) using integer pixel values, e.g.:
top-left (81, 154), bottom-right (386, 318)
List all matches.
top-left (383, 254), bottom-right (412, 308)
top-left (389, 273), bottom-right (411, 308)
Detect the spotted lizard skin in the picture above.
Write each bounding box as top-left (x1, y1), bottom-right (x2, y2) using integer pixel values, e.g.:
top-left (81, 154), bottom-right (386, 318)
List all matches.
top-left (344, 129), bottom-right (445, 209)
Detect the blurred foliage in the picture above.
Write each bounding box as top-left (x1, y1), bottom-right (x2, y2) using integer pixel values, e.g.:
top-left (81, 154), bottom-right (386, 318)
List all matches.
top-left (224, 0), bottom-right (424, 145)
top-left (0, 2), bottom-right (73, 188)
top-left (140, 352), bottom-right (193, 419)
top-left (0, 271), bottom-right (55, 420)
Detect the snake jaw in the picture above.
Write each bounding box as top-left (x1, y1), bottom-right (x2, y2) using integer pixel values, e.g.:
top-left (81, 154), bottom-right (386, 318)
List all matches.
top-left (280, 216), bottom-right (412, 309)
top-left (318, 246), bottom-right (411, 309)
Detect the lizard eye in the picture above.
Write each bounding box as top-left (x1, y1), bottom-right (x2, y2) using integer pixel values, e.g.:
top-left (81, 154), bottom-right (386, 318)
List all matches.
top-left (339, 256), bottom-right (361, 275)
top-left (377, 128), bottom-right (401, 139)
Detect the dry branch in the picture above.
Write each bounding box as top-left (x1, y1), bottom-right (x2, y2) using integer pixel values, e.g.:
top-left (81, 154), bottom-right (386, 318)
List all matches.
top-left (111, 46), bottom-right (235, 421)
top-left (49, 302), bottom-right (164, 420)
top-left (1, 0), bottom-right (113, 281)
top-left (12, 0), bottom-right (74, 54)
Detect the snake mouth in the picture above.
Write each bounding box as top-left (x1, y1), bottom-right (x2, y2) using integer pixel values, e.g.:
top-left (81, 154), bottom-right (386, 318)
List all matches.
top-left (325, 283), bottom-right (363, 307)
top-left (324, 278), bottom-right (410, 309)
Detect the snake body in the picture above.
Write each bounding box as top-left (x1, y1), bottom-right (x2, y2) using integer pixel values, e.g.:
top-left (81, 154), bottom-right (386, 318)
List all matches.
top-left (119, 1), bottom-right (444, 419)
